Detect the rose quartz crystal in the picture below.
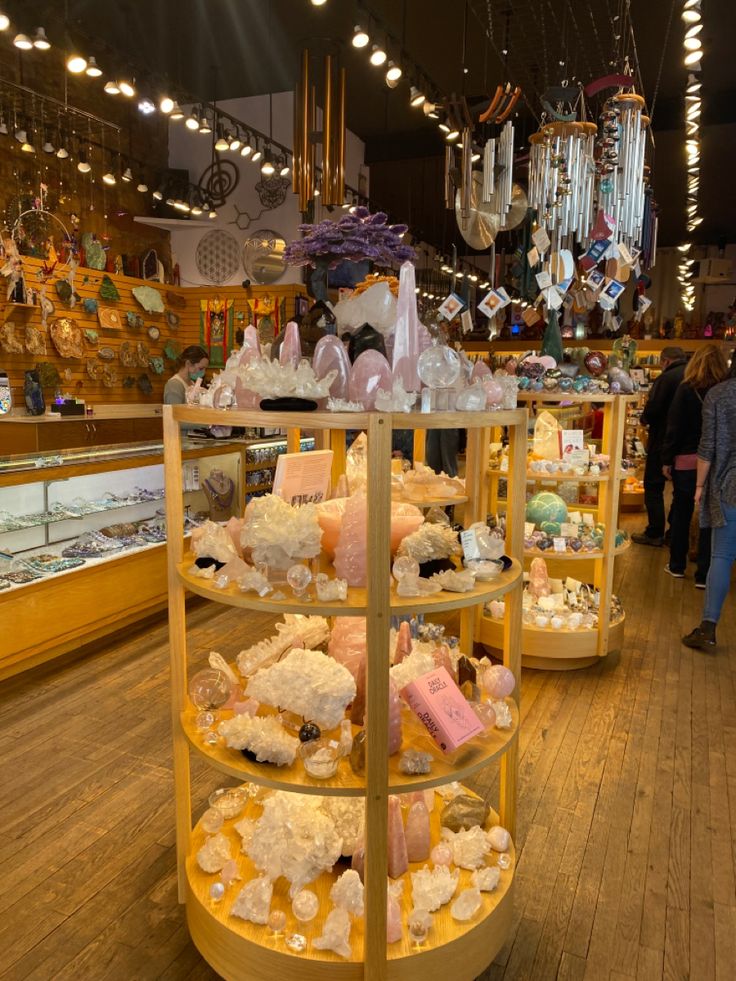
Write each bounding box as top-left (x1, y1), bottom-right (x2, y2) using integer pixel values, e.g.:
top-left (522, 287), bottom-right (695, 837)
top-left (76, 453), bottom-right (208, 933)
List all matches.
top-left (334, 494), bottom-right (368, 587)
top-left (279, 320), bottom-right (302, 368)
top-left (348, 350), bottom-right (392, 410)
top-left (313, 334), bottom-right (352, 400)
top-left (350, 658), bottom-right (366, 726)
top-left (329, 616), bottom-right (366, 680)
top-left (433, 643), bottom-right (454, 678)
top-left (482, 664), bottom-right (516, 699)
top-left (394, 621), bottom-right (412, 664)
top-left (388, 796), bottom-right (409, 878)
top-left (405, 799), bottom-right (431, 863)
top-left (388, 680), bottom-right (403, 755)
top-left (528, 557), bottom-right (551, 600)
top-left (225, 517), bottom-right (245, 558)
top-left (387, 886), bottom-right (403, 942)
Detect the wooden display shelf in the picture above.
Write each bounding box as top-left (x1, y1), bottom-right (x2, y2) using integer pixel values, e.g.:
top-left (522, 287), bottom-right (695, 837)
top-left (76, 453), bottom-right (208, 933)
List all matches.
top-left (488, 467), bottom-right (611, 484)
top-left (178, 554), bottom-right (522, 618)
top-left (181, 703), bottom-right (519, 796)
top-left (185, 789), bottom-right (515, 981)
top-left (479, 612), bottom-right (626, 671)
top-left (523, 540), bottom-right (630, 561)
top-left (396, 496), bottom-right (469, 508)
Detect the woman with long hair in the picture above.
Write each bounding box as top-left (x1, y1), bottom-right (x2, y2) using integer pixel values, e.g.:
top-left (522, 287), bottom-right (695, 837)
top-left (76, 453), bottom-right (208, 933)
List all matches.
top-left (163, 345), bottom-right (209, 405)
top-left (662, 343), bottom-right (729, 583)
top-left (682, 349), bottom-right (736, 648)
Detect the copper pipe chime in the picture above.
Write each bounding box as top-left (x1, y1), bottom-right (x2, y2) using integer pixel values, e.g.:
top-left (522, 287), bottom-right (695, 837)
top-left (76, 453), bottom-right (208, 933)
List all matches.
top-left (293, 50), bottom-right (346, 212)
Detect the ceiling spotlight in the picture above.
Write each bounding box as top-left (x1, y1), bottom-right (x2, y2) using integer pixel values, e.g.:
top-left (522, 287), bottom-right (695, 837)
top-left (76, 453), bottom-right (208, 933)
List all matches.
top-left (471, 151), bottom-right (481, 162)
top-left (66, 52), bottom-right (87, 71)
top-left (185, 108), bottom-right (200, 130)
top-left (369, 44), bottom-right (387, 66)
top-left (310, 0), bottom-right (327, 5)
top-left (191, 203), bottom-right (203, 216)
top-left (152, 188), bottom-right (163, 200)
top-left (410, 86), bottom-right (426, 107)
top-left (14, 33), bottom-right (33, 51)
top-left (137, 181), bottom-right (148, 193)
top-left (0, 14), bottom-right (8, 30)
top-left (159, 95), bottom-right (175, 114)
top-left (445, 129), bottom-right (460, 141)
top-left (85, 56), bottom-right (102, 76)
top-left (104, 79), bottom-right (120, 95)
top-left (13, 126), bottom-right (26, 143)
top-left (684, 37), bottom-right (702, 51)
top-left (352, 25), bottom-right (369, 48)
top-left (681, 0), bottom-right (701, 22)
top-left (199, 115), bottom-right (212, 134)
top-left (208, 207), bottom-right (217, 219)
top-left (229, 131), bottom-right (242, 151)
top-left (422, 100), bottom-right (437, 116)
top-left (20, 135), bottom-right (35, 153)
top-left (314, 185), bottom-right (320, 197)
top-left (685, 22), bottom-right (703, 39)
top-left (169, 101), bottom-right (183, 120)
top-left (102, 170), bottom-right (116, 185)
top-left (138, 98), bottom-right (156, 115)
top-left (118, 78), bottom-right (135, 97)
top-left (438, 122), bottom-right (450, 133)
top-left (385, 61), bottom-right (402, 82)
top-left (214, 125), bottom-right (229, 152)
top-left (77, 152), bottom-right (91, 174)
top-left (279, 158), bottom-right (290, 177)
top-left (251, 145), bottom-right (262, 163)
top-left (42, 137), bottom-right (54, 153)
top-left (56, 145), bottom-right (68, 159)
top-left (683, 51), bottom-right (702, 67)
top-left (261, 148), bottom-right (275, 176)
top-left (240, 143), bottom-right (252, 157)
top-left (33, 27), bottom-right (50, 50)
top-left (122, 166), bottom-right (133, 182)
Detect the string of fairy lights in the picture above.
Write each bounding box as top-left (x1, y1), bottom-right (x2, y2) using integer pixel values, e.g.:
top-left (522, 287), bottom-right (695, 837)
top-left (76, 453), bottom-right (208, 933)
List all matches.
top-left (679, 0), bottom-right (704, 313)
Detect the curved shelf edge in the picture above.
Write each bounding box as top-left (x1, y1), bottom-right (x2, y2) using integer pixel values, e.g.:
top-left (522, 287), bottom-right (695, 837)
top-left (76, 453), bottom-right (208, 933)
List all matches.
top-left (185, 792), bottom-right (516, 981)
top-left (522, 540), bottom-right (630, 561)
top-left (479, 612), bottom-right (626, 671)
top-left (488, 468), bottom-right (610, 484)
top-left (181, 703), bottom-right (519, 797)
top-left (177, 556), bottom-right (523, 617)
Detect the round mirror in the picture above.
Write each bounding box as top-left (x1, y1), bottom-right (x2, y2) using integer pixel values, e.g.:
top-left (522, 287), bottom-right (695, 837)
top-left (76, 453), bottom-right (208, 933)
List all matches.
top-left (242, 229), bottom-right (287, 284)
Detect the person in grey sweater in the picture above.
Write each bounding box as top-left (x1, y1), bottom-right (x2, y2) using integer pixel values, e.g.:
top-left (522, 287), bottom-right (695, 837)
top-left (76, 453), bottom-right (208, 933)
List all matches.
top-left (682, 355), bottom-right (736, 648)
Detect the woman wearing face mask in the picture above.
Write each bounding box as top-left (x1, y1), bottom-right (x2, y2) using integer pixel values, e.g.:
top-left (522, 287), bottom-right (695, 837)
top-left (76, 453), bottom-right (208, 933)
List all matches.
top-left (163, 345), bottom-right (209, 405)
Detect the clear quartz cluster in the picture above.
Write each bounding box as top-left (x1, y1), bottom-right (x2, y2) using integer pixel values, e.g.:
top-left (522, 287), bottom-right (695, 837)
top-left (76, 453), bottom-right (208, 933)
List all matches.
top-left (246, 648), bottom-right (356, 730)
top-left (196, 832), bottom-right (232, 873)
top-left (236, 614), bottom-right (330, 678)
top-left (315, 573), bottom-right (349, 601)
top-left (239, 356), bottom-right (337, 399)
top-left (472, 866), bottom-right (501, 892)
top-left (313, 907), bottom-right (352, 958)
top-left (397, 523), bottom-right (460, 563)
top-left (217, 714), bottom-right (298, 766)
top-left (411, 864), bottom-right (459, 912)
top-left (191, 520), bottom-right (239, 564)
top-left (440, 825), bottom-right (491, 870)
top-left (389, 648), bottom-right (436, 692)
top-left (230, 874), bottom-right (273, 924)
top-left (429, 568), bottom-right (477, 592)
top-left (330, 869), bottom-right (365, 917)
top-left (241, 495), bottom-right (322, 568)
top-left (374, 378), bottom-right (417, 413)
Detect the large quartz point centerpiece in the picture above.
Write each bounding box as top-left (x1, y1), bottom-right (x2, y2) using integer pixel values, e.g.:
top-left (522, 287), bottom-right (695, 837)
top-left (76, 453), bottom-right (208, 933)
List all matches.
top-left (392, 261), bottom-right (431, 393)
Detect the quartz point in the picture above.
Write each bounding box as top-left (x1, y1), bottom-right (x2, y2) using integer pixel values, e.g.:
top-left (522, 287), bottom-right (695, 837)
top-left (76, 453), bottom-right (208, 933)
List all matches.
top-left (392, 261), bottom-right (426, 392)
top-left (196, 832), bottom-right (231, 873)
top-left (528, 556), bottom-right (551, 600)
top-left (313, 907), bottom-right (352, 959)
top-left (394, 620), bottom-right (413, 664)
top-left (451, 887), bottom-right (482, 922)
top-left (472, 866), bottom-right (501, 892)
top-left (405, 799), bottom-right (431, 863)
top-left (350, 659), bottom-right (366, 726)
top-left (386, 883), bottom-right (403, 943)
top-left (330, 869), bottom-right (365, 917)
top-left (334, 494), bottom-right (368, 587)
top-left (388, 796), bottom-right (409, 879)
top-left (279, 321), bottom-right (302, 368)
top-left (349, 729), bottom-right (366, 774)
top-left (387, 680), bottom-right (403, 755)
top-left (411, 864), bottom-right (459, 911)
top-left (231, 875), bottom-right (273, 924)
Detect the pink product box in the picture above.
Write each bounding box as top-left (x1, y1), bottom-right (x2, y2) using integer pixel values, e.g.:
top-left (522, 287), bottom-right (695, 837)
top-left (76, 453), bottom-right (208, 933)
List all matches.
top-left (401, 666), bottom-right (484, 753)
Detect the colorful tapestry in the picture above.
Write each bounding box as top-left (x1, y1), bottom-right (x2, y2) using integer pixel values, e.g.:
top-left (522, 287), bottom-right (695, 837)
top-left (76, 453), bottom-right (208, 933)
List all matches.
top-left (200, 297), bottom-right (234, 367)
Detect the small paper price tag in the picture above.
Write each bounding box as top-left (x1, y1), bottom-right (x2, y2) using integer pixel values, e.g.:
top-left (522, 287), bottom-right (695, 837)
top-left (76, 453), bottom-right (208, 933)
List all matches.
top-left (532, 227), bottom-right (551, 253)
top-left (460, 529), bottom-right (481, 560)
top-left (460, 309), bottom-right (473, 333)
top-left (553, 537), bottom-right (567, 552)
top-left (582, 513), bottom-right (595, 527)
top-left (536, 270), bottom-right (553, 290)
top-left (560, 522), bottom-right (579, 538)
top-left (527, 246), bottom-right (540, 267)
top-left (617, 242), bottom-right (633, 266)
top-left (568, 511), bottom-right (582, 524)
top-left (524, 521), bottom-right (536, 537)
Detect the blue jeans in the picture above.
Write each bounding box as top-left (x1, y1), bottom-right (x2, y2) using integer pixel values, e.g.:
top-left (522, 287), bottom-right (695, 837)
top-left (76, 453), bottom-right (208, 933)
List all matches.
top-left (703, 501), bottom-right (736, 623)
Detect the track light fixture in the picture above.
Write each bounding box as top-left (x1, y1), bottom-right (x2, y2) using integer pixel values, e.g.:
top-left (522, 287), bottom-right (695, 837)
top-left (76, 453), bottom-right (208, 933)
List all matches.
top-left (33, 27), bottom-right (50, 50)
top-left (85, 56), bottom-right (102, 76)
top-left (14, 33), bottom-right (33, 51)
top-left (352, 25), bottom-right (369, 48)
top-left (369, 44), bottom-right (387, 66)
top-left (104, 80), bottom-right (120, 95)
top-left (66, 52), bottom-right (87, 71)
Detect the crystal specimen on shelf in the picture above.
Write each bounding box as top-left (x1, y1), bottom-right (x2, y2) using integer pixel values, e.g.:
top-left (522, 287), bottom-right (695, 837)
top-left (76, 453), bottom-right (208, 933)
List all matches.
top-left (349, 349), bottom-right (393, 411)
top-left (285, 932), bottom-right (307, 952)
top-left (315, 573), bottom-right (348, 601)
top-left (388, 680), bottom-right (403, 755)
top-left (330, 869), bottom-right (365, 917)
top-left (217, 715), bottom-right (298, 766)
top-left (320, 797), bottom-right (364, 857)
top-left (430, 843), bottom-right (453, 867)
top-left (497, 852), bottom-right (512, 870)
top-left (392, 555), bottom-right (421, 583)
top-left (451, 887), bottom-right (482, 922)
top-left (351, 840), bottom-right (365, 880)
top-left (482, 665), bottom-right (516, 699)
top-left (490, 699), bottom-right (513, 729)
top-left (209, 786), bottom-right (249, 818)
top-left (189, 668), bottom-right (233, 711)
top-left (435, 781), bottom-right (464, 801)
top-left (429, 568), bottom-right (477, 592)
top-left (528, 557), bottom-right (551, 600)
top-left (299, 738), bottom-right (340, 778)
top-left (191, 520), bottom-right (239, 564)
top-left (334, 494), bottom-right (368, 587)
top-left (326, 397), bottom-right (365, 412)
top-left (394, 620), bottom-right (412, 664)
top-left (200, 807), bottom-right (224, 834)
top-left (374, 378), bottom-right (418, 413)
top-left (397, 523), bottom-right (460, 563)
top-left (292, 888), bottom-right (320, 922)
top-left (411, 865), bottom-right (459, 911)
top-left (392, 261), bottom-right (428, 393)
top-left (337, 719), bottom-right (354, 757)
top-left (233, 697), bottom-right (259, 717)
top-left (268, 909), bottom-right (287, 935)
top-left (214, 556), bottom-right (250, 588)
top-left (246, 648), bottom-right (356, 730)
top-left (286, 563), bottom-right (312, 598)
top-left (405, 799), bottom-right (431, 863)
top-left (246, 792), bottom-right (343, 890)
top-left (220, 859), bottom-right (241, 887)
top-left (234, 817), bottom-right (256, 850)
top-left (313, 907), bottom-right (352, 959)
top-left (432, 643), bottom-right (455, 678)
top-left (231, 874), bottom-right (273, 925)
top-left (208, 651), bottom-right (239, 687)
top-left (388, 796), bottom-right (409, 878)
top-left (196, 833), bottom-right (232, 873)
top-left (387, 882), bottom-right (403, 943)
top-left (408, 908), bottom-right (432, 945)
top-left (399, 749), bottom-right (433, 775)
top-left (440, 795), bottom-right (490, 832)
top-left (279, 321), bottom-right (302, 368)
top-left (488, 825), bottom-right (511, 852)
top-left (349, 729), bottom-right (366, 774)
top-left (395, 574), bottom-right (443, 597)
top-left (350, 660), bottom-right (366, 726)
top-left (455, 381), bottom-right (488, 412)
top-left (313, 334), bottom-right (352, 400)
top-left (209, 881), bottom-right (225, 902)
top-left (417, 342), bottom-right (461, 389)
top-left (237, 615), bottom-right (330, 678)
top-left (390, 649), bottom-right (436, 693)
top-left (441, 826), bottom-right (491, 870)
top-left (473, 700), bottom-right (497, 730)
top-left (242, 495), bottom-right (322, 569)
top-left (328, 616), bottom-right (366, 680)
top-left (472, 866), bottom-right (501, 892)
top-left (236, 565), bottom-right (273, 597)
top-left (238, 355), bottom-right (336, 400)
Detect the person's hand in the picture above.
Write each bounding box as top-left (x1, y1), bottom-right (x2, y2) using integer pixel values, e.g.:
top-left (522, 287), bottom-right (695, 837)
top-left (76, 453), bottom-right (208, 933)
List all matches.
top-left (662, 465), bottom-right (672, 479)
top-left (695, 485), bottom-right (703, 506)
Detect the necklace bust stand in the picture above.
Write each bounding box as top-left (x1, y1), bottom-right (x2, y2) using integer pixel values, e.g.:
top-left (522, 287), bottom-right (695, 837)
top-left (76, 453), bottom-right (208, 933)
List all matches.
top-left (202, 469), bottom-right (236, 521)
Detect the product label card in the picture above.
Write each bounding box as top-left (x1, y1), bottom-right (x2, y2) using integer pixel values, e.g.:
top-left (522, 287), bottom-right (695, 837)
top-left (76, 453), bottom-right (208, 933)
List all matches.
top-left (527, 246), bottom-right (540, 267)
top-left (568, 511), bottom-right (583, 525)
top-left (582, 512), bottom-right (595, 527)
top-left (560, 429), bottom-right (585, 456)
top-left (617, 242), bottom-right (633, 266)
top-left (494, 286), bottom-right (511, 307)
top-left (553, 537), bottom-right (567, 552)
top-left (460, 309), bottom-right (473, 333)
top-left (560, 522), bottom-right (579, 538)
top-left (460, 529), bottom-right (481, 560)
top-left (532, 227), bottom-right (551, 253)
top-left (536, 270), bottom-right (553, 290)
top-left (478, 289), bottom-right (503, 319)
top-left (439, 292), bottom-right (465, 321)
top-left (524, 521), bottom-right (536, 537)
top-left (273, 449), bottom-right (333, 505)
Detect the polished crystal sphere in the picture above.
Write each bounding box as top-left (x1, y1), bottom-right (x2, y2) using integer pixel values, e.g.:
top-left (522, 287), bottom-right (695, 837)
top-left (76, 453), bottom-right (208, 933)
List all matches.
top-left (292, 889), bottom-right (320, 922)
top-left (286, 563), bottom-right (312, 595)
top-left (417, 343), bottom-right (461, 388)
top-left (188, 668), bottom-right (233, 710)
top-left (392, 555), bottom-right (419, 581)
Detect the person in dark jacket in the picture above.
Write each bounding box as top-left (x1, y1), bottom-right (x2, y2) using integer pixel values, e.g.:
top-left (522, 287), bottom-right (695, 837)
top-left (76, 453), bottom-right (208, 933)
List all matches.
top-left (632, 346), bottom-right (687, 546)
top-left (661, 343), bottom-right (728, 582)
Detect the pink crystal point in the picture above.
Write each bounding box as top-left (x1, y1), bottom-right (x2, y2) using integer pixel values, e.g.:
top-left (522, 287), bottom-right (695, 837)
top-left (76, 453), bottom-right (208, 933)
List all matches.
top-left (392, 261), bottom-right (424, 392)
top-left (334, 494), bottom-right (368, 586)
top-left (388, 680), bottom-right (403, 755)
top-left (386, 888), bottom-right (402, 943)
top-left (225, 517), bottom-right (244, 557)
top-left (387, 796), bottom-right (409, 878)
top-left (243, 324), bottom-right (259, 351)
top-left (470, 359), bottom-right (492, 382)
top-left (351, 840), bottom-right (365, 882)
top-left (328, 616), bottom-right (366, 680)
top-left (348, 350), bottom-right (392, 410)
top-left (279, 320), bottom-right (302, 368)
top-left (405, 799), bottom-right (431, 863)
top-left (394, 621), bottom-right (412, 664)
top-left (313, 334), bottom-right (351, 400)
top-left (433, 643), bottom-right (454, 678)
top-left (528, 557), bottom-right (551, 600)
top-left (350, 657), bottom-right (366, 725)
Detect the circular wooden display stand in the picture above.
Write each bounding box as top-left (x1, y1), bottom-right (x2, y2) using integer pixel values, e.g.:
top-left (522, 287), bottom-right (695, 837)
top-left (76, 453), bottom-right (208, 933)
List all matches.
top-left (185, 790), bottom-right (515, 981)
top-left (479, 612), bottom-right (626, 671)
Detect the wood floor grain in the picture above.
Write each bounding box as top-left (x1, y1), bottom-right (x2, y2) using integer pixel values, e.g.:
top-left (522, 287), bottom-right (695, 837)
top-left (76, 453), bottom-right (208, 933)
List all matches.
top-left (0, 515), bottom-right (734, 981)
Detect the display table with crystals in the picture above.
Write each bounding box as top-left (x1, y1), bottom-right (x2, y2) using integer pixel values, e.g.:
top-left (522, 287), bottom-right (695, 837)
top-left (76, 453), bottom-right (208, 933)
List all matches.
top-left (482, 392), bottom-right (632, 671)
top-left (163, 404), bottom-right (527, 981)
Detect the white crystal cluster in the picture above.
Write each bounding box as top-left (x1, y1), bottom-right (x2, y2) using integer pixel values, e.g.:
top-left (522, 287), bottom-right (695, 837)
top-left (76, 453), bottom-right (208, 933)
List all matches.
top-left (389, 648), bottom-right (436, 692)
top-left (330, 869), bottom-right (365, 916)
top-left (374, 378), bottom-right (417, 413)
top-left (196, 832), bottom-right (232, 873)
top-left (429, 568), bottom-right (477, 592)
top-left (411, 864), bottom-right (459, 912)
top-left (236, 614), bottom-right (329, 678)
top-left (397, 523), bottom-right (460, 563)
top-left (231, 874), bottom-right (273, 924)
top-left (440, 825), bottom-right (491, 869)
top-left (320, 797), bottom-right (364, 857)
top-left (241, 495), bottom-right (322, 568)
top-left (217, 714), bottom-right (298, 766)
top-left (191, 520), bottom-right (239, 564)
top-left (313, 907), bottom-right (352, 958)
top-left (240, 357), bottom-right (336, 399)
top-left (472, 866), bottom-right (501, 892)
top-left (246, 648), bottom-right (356, 730)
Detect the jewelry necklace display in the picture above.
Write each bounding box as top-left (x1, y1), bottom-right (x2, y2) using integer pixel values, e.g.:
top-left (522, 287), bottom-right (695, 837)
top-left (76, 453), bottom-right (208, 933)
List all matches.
top-left (203, 470), bottom-right (235, 519)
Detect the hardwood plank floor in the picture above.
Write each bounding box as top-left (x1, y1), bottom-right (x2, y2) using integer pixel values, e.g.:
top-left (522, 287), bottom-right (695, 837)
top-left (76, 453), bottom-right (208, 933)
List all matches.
top-left (0, 512), bottom-right (734, 980)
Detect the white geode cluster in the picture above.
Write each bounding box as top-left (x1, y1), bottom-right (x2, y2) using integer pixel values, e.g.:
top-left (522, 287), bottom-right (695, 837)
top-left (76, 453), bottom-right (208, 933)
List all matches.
top-left (397, 523), bottom-right (460, 563)
top-left (411, 864), bottom-right (459, 912)
top-left (472, 866), bottom-right (501, 892)
top-left (320, 797), bottom-right (364, 857)
top-left (246, 648), bottom-right (356, 730)
top-left (236, 614), bottom-right (330, 678)
top-left (196, 832), bottom-right (232, 873)
top-left (389, 648), bottom-right (436, 692)
top-left (217, 714), bottom-right (298, 766)
top-left (244, 792), bottom-right (343, 892)
top-left (230, 874), bottom-right (273, 924)
top-left (440, 825), bottom-right (491, 869)
top-left (241, 495), bottom-right (322, 568)
top-left (191, 520), bottom-right (239, 564)
top-left (330, 869), bottom-right (365, 917)
top-left (429, 568), bottom-right (477, 592)
top-left (241, 357), bottom-right (336, 399)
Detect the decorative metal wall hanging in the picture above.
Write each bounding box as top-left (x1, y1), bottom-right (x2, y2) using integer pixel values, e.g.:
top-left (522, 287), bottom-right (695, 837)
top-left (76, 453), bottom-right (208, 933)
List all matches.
top-left (198, 159), bottom-right (239, 209)
top-left (195, 229), bottom-right (241, 285)
top-left (242, 229), bottom-right (287, 285)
